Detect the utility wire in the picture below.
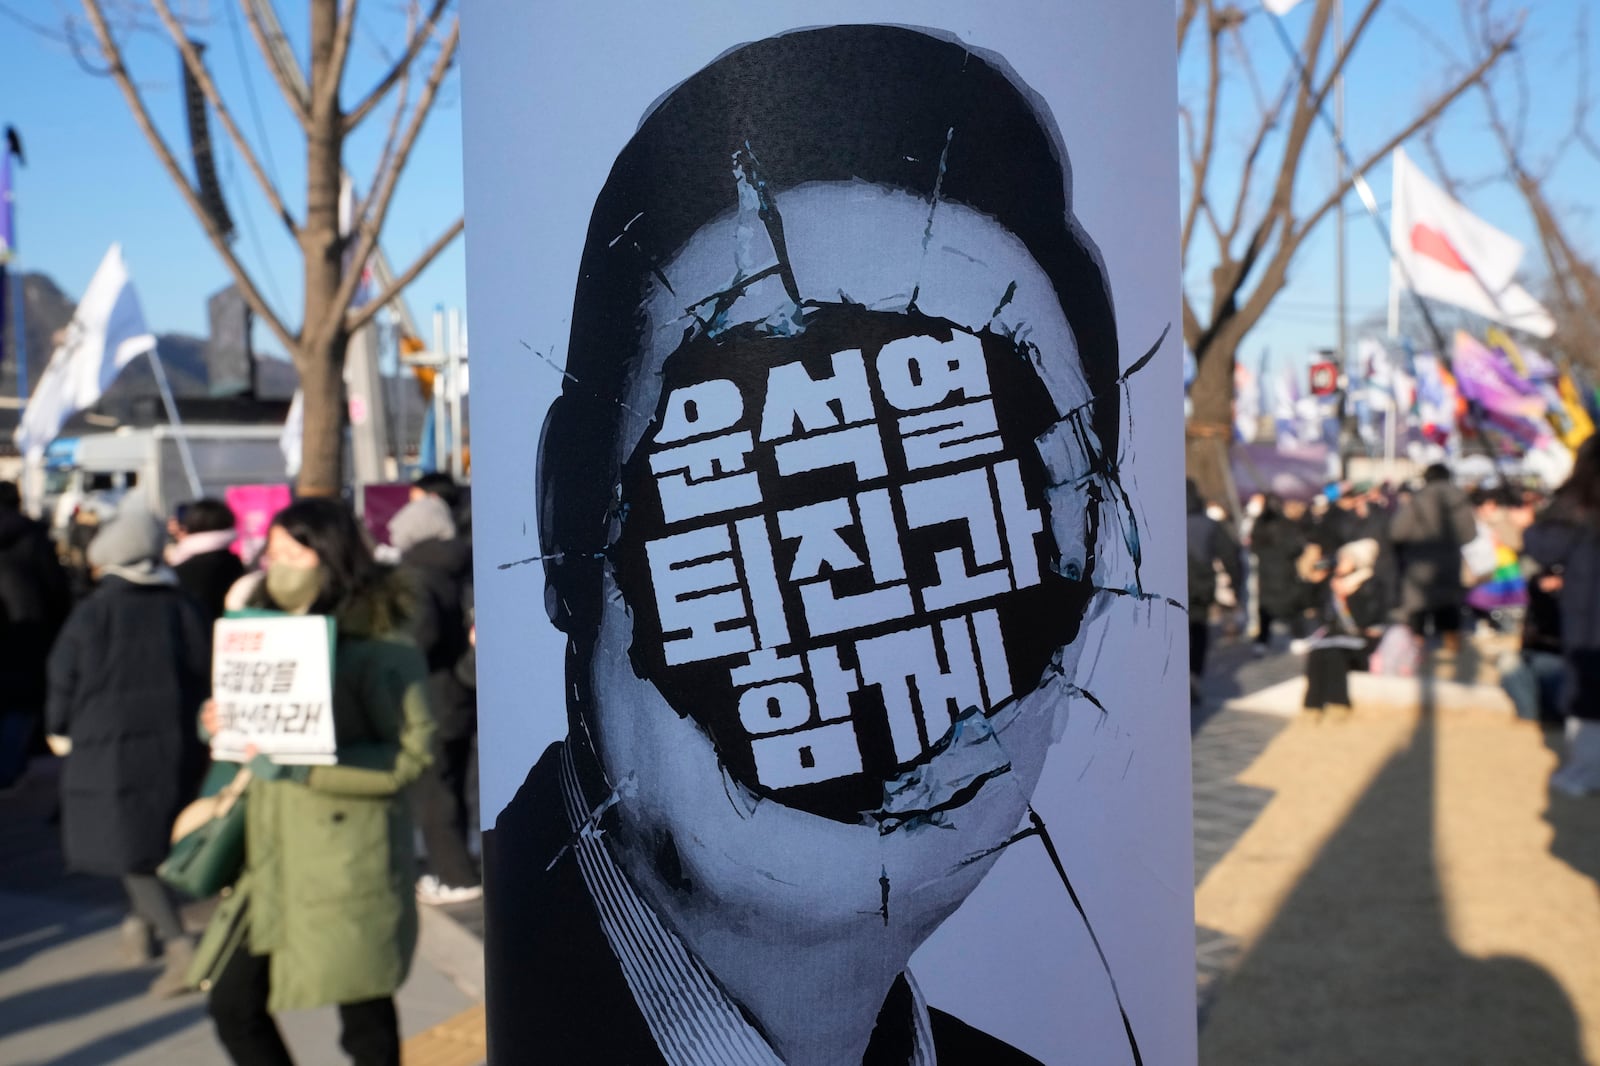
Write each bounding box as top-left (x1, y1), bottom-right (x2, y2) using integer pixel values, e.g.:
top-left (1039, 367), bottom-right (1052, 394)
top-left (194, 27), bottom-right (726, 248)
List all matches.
top-left (218, 125), bottom-right (288, 313)
top-left (0, 1), bottom-right (69, 42)
top-left (222, 0), bottom-right (283, 199)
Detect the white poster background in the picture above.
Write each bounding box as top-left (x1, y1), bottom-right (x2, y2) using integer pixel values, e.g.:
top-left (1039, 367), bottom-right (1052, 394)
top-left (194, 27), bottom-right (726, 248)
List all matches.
top-left (211, 615), bottom-right (338, 765)
top-left (461, 4), bottom-right (1190, 1063)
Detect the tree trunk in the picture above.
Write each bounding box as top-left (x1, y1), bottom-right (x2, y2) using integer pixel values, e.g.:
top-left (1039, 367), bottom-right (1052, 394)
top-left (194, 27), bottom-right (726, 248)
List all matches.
top-left (296, 333), bottom-right (347, 497)
top-left (297, 0), bottom-right (347, 498)
top-left (1185, 324), bottom-right (1241, 509)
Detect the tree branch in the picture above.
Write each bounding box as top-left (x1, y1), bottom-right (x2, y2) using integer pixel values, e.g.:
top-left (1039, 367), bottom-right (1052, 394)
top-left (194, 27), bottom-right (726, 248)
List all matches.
top-left (1309, 0), bottom-right (1382, 120)
top-left (322, 17), bottom-right (459, 341)
top-left (344, 0), bottom-right (450, 132)
top-left (1181, 0), bottom-right (1225, 261)
top-left (1222, 71), bottom-right (1295, 250)
top-left (238, 0), bottom-right (309, 128)
top-left (345, 217), bottom-right (463, 335)
top-left (1297, 24), bottom-right (1518, 246)
top-left (1182, 292), bottom-right (1203, 352)
top-left (79, 0), bottom-right (298, 355)
top-left (359, 6), bottom-right (415, 234)
top-left (149, 0), bottom-right (299, 235)
top-left (326, 0), bottom-right (359, 111)
top-left (1178, 0), bottom-right (1205, 54)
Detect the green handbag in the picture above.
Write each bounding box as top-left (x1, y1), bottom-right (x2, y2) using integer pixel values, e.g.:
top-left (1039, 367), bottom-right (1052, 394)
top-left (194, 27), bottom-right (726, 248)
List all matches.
top-left (158, 766), bottom-right (253, 899)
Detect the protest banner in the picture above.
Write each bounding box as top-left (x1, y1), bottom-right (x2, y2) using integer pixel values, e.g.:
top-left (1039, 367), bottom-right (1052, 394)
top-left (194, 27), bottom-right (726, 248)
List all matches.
top-left (210, 614), bottom-right (338, 765)
top-left (225, 483), bottom-right (291, 561)
top-left (462, 5), bottom-right (1190, 1063)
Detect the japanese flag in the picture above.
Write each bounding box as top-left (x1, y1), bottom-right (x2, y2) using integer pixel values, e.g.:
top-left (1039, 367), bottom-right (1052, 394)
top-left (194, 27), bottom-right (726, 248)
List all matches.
top-left (1390, 148), bottom-right (1553, 337)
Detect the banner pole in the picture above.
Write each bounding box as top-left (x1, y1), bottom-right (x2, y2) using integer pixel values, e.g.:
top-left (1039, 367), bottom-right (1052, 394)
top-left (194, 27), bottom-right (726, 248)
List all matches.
top-left (146, 346), bottom-right (203, 499)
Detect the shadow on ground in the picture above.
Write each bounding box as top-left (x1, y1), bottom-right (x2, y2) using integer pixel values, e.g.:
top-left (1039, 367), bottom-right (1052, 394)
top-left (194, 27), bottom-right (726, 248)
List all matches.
top-left (1545, 781), bottom-right (1600, 895)
top-left (0, 968), bottom-right (160, 1035)
top-left (1200, 653), bottom-right (1585, 1065)
top-left (13, 1004), bottom-right (208, 1066)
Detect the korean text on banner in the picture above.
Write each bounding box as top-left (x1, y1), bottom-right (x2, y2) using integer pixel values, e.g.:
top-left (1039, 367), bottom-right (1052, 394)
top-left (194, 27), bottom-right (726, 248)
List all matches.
top-left (211, 614), bottom-right (338, 765)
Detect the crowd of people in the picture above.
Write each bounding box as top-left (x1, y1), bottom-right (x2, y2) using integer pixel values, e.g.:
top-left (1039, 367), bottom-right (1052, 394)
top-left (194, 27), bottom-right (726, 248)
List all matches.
top-left (1190, 438), bottom-right (1600, 798)
top-left (1, 475), bottom-right (480, 1066)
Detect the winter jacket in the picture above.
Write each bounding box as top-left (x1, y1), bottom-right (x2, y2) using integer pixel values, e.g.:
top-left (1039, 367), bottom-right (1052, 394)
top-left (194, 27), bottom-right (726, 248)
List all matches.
top-left (0, 509), bottom-right (72, 697)
top-left (46, 576), bottom-right (211, 876)
top-left (1187, 501), bottom-right (1242, 613)
top-left (1391, 480), bottom-right (1476, 614)
top-left (1319, 578), bottom-right (1386, 637)
top-left (1523, 498), bottom-right (1600, 719)
top-left (191, 571), bottom-right (437, 1011)
top-left (0, 521), bottom-right (57, 713)
top-left (174, 546), bottom-right (247, 627)
top-left (1250, 512), bottom-right (1308, 617)
top-left (400, 537), bottom-right (476, 739)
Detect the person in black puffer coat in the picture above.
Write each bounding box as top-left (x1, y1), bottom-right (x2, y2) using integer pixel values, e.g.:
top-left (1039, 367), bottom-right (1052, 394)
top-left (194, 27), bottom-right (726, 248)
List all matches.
top-left (0, 483), bottom-right (71, 786)
top-left (1523, 438), bottom-right (1600, 796)
top-left (170, 498), bottom-right (247, 627)
top-left (1250, 495), bottom-right (1310, 648)
top-left (1187, 480), bottom-right (1243, 696)
top-left (391, 494), bottom-right (481, 902)
top-left (46, 507), bottom-right (211, 996)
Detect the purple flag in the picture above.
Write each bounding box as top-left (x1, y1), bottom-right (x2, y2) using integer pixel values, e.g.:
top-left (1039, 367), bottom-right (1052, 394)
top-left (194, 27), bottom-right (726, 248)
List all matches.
top-left (0, 141), bottom-right (14, 265)
top-left (1452, 331), bottom-right (1548, 449)
top-left (0, 143), bottom-right (12, 373)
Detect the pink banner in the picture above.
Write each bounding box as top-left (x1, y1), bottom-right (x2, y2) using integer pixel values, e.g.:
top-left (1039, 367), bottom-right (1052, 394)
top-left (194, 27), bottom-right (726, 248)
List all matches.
top-left (361, 483), bottom-right (413, 546)
top-left (226, 484), bottom-right (292, 564)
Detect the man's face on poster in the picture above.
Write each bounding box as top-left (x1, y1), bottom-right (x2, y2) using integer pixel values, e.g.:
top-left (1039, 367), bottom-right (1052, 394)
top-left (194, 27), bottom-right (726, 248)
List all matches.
top-left (572, 182), bottom-right (1105, 940)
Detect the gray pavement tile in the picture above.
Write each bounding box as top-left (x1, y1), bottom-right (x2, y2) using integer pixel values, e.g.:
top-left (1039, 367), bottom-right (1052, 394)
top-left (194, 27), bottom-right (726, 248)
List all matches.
top-left (0, 757), bottom-right (475, 1066)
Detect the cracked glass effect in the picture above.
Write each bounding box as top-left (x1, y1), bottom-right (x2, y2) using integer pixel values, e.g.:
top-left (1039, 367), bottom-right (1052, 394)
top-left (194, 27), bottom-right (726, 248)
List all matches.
top-left (573, 108), bottom-right (1164, 833)
top-left (612, 303), bottom-right (1098, 822)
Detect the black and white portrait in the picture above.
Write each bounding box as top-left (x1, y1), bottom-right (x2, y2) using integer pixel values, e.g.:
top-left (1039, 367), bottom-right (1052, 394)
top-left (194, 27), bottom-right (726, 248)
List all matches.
top-left (462, 9), bottom-right (1190, 1065)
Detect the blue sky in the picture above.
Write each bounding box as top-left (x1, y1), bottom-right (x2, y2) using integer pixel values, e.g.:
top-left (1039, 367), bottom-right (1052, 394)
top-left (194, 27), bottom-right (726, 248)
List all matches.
top-left (1184, 0), bottom-right (1600, 380)
top-left (1, 1), bottom-right (1595, 378)
top-left (0, 0), bottom-right (465, 358)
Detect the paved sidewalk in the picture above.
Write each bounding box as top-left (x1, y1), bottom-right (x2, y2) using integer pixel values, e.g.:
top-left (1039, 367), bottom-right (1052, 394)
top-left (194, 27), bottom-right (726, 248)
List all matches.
top-left (12, 635), bottom-right (1584, 1064)
top-left (1194, 655), bottom-right (1600, 1064)
top-left (0, 759), bottom-right (477, 1066)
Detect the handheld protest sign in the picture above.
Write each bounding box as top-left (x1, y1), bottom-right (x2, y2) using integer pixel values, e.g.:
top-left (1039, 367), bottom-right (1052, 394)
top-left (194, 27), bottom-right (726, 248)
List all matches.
top-left (211, 614), bottom-right (338, 765)
top-left (463, 7), bottom-right (1191, 1064)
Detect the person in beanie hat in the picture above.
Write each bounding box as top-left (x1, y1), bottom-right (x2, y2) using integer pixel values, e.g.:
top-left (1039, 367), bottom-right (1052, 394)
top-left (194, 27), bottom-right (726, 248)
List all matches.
top-left (47, 506), bottom-right (211, 996)
top-left (390, 494), bottom-right (482, 903)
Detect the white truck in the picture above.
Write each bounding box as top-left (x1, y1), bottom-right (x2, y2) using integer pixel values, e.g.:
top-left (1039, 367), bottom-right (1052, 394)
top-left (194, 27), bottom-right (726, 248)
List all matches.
top-left (48, 424), bottom-right (289, 532)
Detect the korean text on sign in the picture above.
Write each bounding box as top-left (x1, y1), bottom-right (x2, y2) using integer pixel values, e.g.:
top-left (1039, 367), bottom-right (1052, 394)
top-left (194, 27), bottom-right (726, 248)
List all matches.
top-left (210, 614), bottom-right (338, 765)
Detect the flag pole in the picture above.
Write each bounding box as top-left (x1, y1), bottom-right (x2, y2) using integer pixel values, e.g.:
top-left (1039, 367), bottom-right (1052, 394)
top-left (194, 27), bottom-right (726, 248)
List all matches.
top-left (11, 271), bottom-right (22, 403)
top-left (145, 345), bottom-right (203, 499)
top-left (1260, 4), bottom-right (1453, 358)
top-left (1262, 1), bottom-right (1508, 480)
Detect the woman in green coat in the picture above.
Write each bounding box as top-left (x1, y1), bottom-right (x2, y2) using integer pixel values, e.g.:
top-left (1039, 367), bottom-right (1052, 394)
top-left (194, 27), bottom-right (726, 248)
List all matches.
top-left (196, 498), bottom-right (436, 1066)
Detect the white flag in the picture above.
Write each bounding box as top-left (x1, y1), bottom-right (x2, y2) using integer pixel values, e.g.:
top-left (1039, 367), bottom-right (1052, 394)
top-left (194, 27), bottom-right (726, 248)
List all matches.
top-left (15, 244), bottom-right (156, 458)
top-left (1390, 148), bottom-right (1553, 337)
top-left (280, 389), bottom-right (304, 478)
top-left (1262, 0), bottom-right (1306, 13)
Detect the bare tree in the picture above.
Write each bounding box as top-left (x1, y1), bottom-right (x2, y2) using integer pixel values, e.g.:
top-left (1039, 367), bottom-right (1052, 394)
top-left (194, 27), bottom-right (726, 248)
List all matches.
top-left (78, 0), bottom-right (462, 496)
top-left (1412, 2), bottom-right (1600, 379)
top-left (1179, 0), bottom-right (1517, 502)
